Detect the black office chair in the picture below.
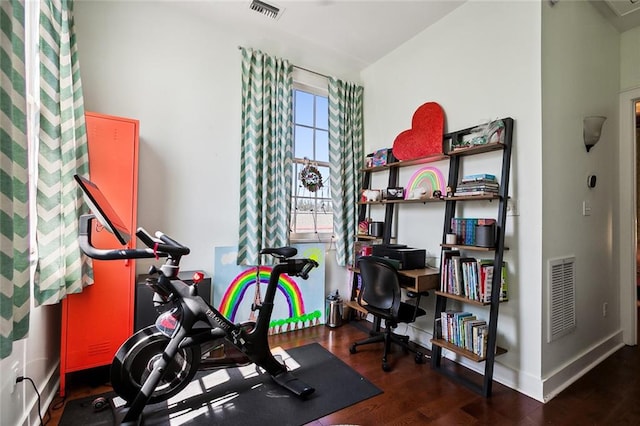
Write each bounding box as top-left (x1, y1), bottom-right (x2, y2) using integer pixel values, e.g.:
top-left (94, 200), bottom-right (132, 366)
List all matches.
top-left (349, 256), bottom-right (427, 371)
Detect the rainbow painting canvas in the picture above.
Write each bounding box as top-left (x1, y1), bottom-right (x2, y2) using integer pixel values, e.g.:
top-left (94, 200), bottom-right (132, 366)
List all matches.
top-left (404, 166), bottom-right (446, 200)
top-left (213, 245), bottom-right (325, 334)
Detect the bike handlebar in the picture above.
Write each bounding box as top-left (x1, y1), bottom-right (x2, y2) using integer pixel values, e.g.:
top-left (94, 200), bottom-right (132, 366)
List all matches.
top-left (78, 214), bottom-right (318, 278)
top-left (79, 215), bottom-right (187, 260)
top-left (79, 215), bottom-right (161, 260)
top-left (155, 231), bottom-right (190, 256)
top-left (133, 227), bottom-right (190, 257)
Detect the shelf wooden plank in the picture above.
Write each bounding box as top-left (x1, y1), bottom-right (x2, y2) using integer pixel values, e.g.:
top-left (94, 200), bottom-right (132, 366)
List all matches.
top-left (430, 338), bottom-right (507, 362)
top-left (361, 153), bottom-right (449, 172)
top-left (447, 142), bottom-right (505, 156)
top-left (358, 198), bottom-right (444, 205)
top-left (440, 244), bottom-right (494, 251)
top-left (444, 194), bottom-right (501, 201)
top-left (433, 290), bottom-right (507, 305)
top-left (355, 234), bottom-right (381, 240)
top-left (391, 154), bottom-right (449, 168)
top-left (344, 300), bottom-right (368, 316)
top-left (440, 243), bottom-right (509, 251)
top-left (434, 291), bottom-right (490, 306)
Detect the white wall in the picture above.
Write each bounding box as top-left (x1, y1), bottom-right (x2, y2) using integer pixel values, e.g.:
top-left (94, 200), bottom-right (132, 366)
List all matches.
top-left (621, 26), bottom-right (640, 91)
top-left (540, 0), bottom-right (622, 400)
top-left (72, 0), bottom-right (352, 287)
top-left (1, 2), bottom-right (630, 423)
top-left (0, 304), bottom-right (61, 426)
top-left (361, 0), bottom-right (543, 399)
top-left (3, 2), bottom-right (358, 425)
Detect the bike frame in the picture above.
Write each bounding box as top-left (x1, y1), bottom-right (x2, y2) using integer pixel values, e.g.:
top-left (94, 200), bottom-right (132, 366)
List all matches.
top-left (78, 214), bottom-right (317, 424)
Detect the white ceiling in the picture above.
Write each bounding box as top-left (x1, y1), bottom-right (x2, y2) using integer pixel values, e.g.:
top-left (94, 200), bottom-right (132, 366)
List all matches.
top-left (176, 1), bottom-right (640, 72)
top-left (592, 0), bottom-right (640, 31)
top-left (177, 0), bottom-right (466, 70)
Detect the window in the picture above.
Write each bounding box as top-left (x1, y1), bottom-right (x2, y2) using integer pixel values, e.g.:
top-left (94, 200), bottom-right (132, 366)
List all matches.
top-left (290, 82), bottom-right (332, 242)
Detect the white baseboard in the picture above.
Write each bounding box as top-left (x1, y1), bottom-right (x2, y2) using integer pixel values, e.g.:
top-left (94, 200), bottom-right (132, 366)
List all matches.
top-left (352, 319), bottom-right (625, 403)
top-left (406, 324), bottom-right (625, 403)
top-left (541, 330), bottom-right (624, 402)
top-left (445, 352), bottom-right (546, 402)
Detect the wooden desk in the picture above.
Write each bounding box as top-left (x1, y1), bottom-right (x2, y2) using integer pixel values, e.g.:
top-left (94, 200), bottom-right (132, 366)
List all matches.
top-left (397, 267), bottom-right (440, 293)
top-left (345, 267), bottom-right (440, 315)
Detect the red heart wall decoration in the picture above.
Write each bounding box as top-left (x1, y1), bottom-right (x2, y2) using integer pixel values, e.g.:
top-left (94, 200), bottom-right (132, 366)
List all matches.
top-left (392, 102), bottom-right (445, 160)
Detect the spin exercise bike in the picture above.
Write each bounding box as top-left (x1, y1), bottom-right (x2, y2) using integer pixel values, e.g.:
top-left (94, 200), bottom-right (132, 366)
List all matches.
top-left (74, 175), bottom-right (319, 425)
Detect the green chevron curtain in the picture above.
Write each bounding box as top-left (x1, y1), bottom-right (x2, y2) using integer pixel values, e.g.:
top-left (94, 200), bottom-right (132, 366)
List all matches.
top-left (328, 78), bottom-right (364, 267)
top-left (237, 47), bottom-right (293, 265)
top-left (1, 0), bottom-right (30, 359)
top-left (34, 0), bottom-right (91, 305)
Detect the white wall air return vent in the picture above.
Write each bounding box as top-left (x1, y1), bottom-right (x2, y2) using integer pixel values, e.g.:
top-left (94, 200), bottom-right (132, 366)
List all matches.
top-left (547, 257), bottom-right (576, 343)
top-left (249, 0), bottom-right (282, 20)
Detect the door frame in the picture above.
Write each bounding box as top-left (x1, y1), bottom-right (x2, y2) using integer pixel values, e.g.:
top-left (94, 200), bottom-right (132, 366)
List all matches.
top-left (619, 87), bottom-right (639, 345)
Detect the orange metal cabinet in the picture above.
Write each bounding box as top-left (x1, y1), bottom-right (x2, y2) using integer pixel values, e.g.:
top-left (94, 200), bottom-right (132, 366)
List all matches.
top-left (60, 112), bottom-right (139, 396)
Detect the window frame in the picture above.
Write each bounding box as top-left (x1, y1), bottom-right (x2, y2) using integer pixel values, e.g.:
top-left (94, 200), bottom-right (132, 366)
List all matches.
top-left (289, 76), bottom-right (333, 243)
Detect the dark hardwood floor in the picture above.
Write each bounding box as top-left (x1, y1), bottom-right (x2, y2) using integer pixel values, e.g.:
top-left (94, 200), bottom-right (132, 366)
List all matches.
top-left (47, 319), bottom-right (640, 425)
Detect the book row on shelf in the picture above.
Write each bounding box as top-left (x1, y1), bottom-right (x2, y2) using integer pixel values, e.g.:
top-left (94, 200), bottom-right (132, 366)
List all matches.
top-left (436, 311), bottom-right (489, 358)
top-left (450, 217), bottom-right (497, 247)
top-left (440, 250), bottom-right (508, 303)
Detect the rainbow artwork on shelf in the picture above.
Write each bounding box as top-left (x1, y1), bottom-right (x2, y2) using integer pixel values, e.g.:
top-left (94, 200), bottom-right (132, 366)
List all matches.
top-left (404, 166), bottom-right (446, 200)
top-left (213, 245), bottom-right (325, 334)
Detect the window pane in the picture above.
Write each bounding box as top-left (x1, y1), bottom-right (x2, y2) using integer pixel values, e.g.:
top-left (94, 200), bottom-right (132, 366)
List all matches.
top-left (291, 85), bottom-right (331, 240)
top-left (295, 197), bottom-right (314, 213)
top-left (317, 199), bottom-right (332, 215)
top-left (294, 210), bottom-right (315, 233)
top-left (315, 130), bottom-right (328, 162)
top-left (315, 96), bottom-right (328, 130)
top-left (295, 90), bottom-right (314, 127)
top-left (315, 211), bottom-right (333, 233)
top-left (294, 125), bottom-right (313, 159)
top-left (317, 165), bottom-right (330, 192)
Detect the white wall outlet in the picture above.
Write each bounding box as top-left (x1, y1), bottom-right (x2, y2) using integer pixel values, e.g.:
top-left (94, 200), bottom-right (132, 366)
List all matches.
top-left (602, 302), bottom-right (608, 317)
top-left (9, 361), bottom-right (19, 394)
top-left (506, 198), bottom-right (519, 216)
top-left (582, 200), bottom-right (592, 216)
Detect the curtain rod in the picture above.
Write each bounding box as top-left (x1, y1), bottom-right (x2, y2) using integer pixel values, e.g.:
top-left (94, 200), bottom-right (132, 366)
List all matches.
top-left (293, 65), bottom-right (329, 79)
top-left (237, 46), bottom-right (329, 79)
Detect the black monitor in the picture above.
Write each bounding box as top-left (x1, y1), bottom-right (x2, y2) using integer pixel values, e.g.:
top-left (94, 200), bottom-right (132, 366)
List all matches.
top-left (74, 174), bottom-right (131, 245)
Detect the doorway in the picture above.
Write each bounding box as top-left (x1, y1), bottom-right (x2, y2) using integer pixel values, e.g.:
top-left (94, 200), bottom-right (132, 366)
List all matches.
top-left (636, 101), bottom-right (640, 332)
top-left (620, 88), bottom-right (640, 346)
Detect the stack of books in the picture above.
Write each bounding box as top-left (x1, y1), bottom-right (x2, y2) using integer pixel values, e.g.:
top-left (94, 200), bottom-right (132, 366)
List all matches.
top-left (438, 310), bottom-right (489, 358)
top-left (454, 173), bottom-right (499, 196)
top-left (440, 250), bottom-right (508, 303)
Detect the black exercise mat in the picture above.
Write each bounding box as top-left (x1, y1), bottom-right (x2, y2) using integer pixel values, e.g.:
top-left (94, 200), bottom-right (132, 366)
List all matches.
top-left (59, 343), bottom-right (382, 425)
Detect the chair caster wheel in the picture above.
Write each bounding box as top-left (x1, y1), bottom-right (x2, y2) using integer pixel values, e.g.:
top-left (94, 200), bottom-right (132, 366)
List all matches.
top-left (349, 345), bottom-right (357, 354)
top-left (415, 352), bottom-right (425, 364)
top-left (382, 362), bottom-right (391, 372)
top-left (92, 396), bottom-right (108, 412)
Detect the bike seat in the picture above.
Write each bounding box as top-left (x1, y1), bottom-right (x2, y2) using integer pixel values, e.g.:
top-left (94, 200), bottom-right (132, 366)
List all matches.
top-left (260, 247), bottom-right (297, 259)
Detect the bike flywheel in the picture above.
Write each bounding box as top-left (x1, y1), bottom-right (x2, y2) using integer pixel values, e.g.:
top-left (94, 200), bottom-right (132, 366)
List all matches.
top-left (110, 326), bottom-right (201, 404)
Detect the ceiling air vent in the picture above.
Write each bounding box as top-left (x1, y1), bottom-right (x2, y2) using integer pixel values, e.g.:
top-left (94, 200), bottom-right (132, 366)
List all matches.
top-left (547, 256), bottom-right (576, 343)
top-left (249, 0), bottom-right (281, 20)
top-left (605, 0), bottom-right (640, 17)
